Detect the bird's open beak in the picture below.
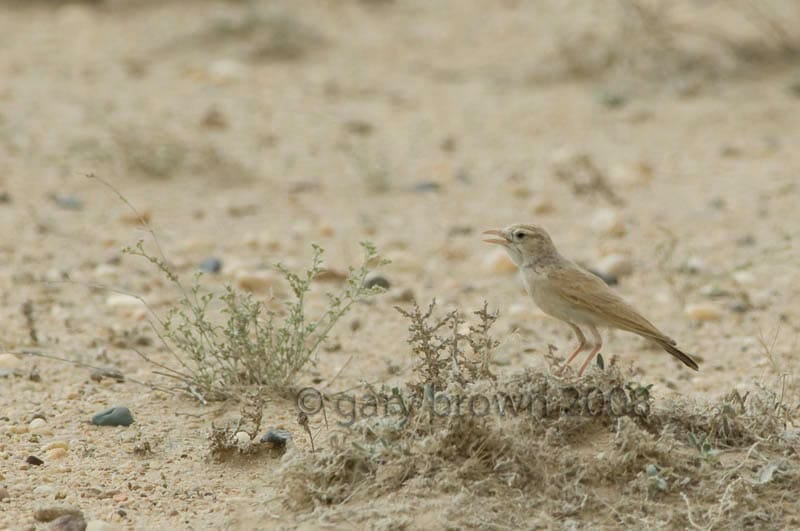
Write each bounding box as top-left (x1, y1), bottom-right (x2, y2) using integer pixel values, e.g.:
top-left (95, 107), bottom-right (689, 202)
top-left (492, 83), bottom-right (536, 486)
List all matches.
top-left (482, 229), bottom-right (510, 246)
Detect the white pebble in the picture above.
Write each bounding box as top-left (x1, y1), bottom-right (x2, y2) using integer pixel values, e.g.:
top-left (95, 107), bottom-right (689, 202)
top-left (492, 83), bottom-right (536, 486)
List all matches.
top-left (93, 264), bottom-right (118, 278)
top-left (732, 270), bottom-right (756, 286)
top-left (234, 431), bottom-right (251, 447)
top-left (482, 249), bottom-right (517, 274)
top-left (106, 294), bottom-right (146, 308)
top-left (590, 208), bottom-right (625, 237)
top-left (45, 441), bottom-right (69, 451)
top-left (685, 302), bottom-right (723, 321)
top-left (46, 447), bottom-right (67, 460)
top-left (594, 253), bottom-right (633, 278)
top-left (29, 418), bottom-right (46, 430)
top-left (0, 353), bottom-right (22, 369)
top-left (208, 59), bottom-right (247, 83)
top-left (685, 256), bottom-right (707, 273)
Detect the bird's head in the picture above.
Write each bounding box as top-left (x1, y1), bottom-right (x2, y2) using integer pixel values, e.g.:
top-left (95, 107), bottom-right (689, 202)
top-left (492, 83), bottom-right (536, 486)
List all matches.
top-left (482, 224), bottom-right (557, 266)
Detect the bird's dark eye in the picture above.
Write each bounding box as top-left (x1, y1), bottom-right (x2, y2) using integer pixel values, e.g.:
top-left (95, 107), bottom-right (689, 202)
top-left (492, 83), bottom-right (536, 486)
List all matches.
top-left (514, 231), bottom-right (525, 240)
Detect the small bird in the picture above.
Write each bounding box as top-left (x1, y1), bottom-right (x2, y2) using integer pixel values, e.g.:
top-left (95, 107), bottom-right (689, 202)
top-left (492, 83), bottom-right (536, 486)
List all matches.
top-left (483, 224), bottom-right (699, 376)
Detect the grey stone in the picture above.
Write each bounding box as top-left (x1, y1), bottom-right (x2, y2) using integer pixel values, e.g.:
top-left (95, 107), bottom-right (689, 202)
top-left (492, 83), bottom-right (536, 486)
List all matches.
top-left (91, 406), bottom-right (134, 427)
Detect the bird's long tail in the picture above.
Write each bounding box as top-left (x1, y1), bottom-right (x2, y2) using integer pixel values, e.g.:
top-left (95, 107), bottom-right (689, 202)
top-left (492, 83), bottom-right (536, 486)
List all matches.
top-left (655, 339), bottom-right (700, 370)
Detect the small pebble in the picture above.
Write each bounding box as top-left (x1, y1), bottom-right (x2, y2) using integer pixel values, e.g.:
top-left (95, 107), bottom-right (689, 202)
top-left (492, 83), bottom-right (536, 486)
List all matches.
top-left (593, 253), bottom-right (633, 279)
top-left (47, 447), bottom-right (68, 460)
top-left (596, 90), bottom-right (628, 108)
top-left (482, 248), bottom-right (517, 274)
top-left (200, 107), bottom-right (228, 130)
top-left (590, 208), bottom-right (625, 237)
top-left (389, 287), bottom-right (415, 303)
top-left (411, 181), bottom-right (440, 193)
top-left (314, 268), bottom-right (348, 282)
top-left (587, 268), bottom-right (617, 286)
top-left (105, 294), bottom-right (146, 309)
top-left (89, 368), bottom-right (125, 383)
top-left (448, 225), bottom-right (473, 237)
top-left (709, 197), bottom-right (726, 209)
top-left (318, 224), bottom-right (335, 238)
top-left (729, 301), bottom-right (749, 313)
top-left (363, 272), bottom-right (390, 290)
top-left (510, 185), bottom-right (531, 198)
top-left (0, 486), bottom-right (9, 501)
top-left (685, 256), bottom-right (707, 273)
top-left (118, 209), bottom-right (151, 225)
top-left (30, 418), bottom-right (47, 430)
top-left (260, 428), bottom-right (293, 448)
top-left (685, 302), bottom-right (723, 322)
top-left (343, 119), bottom-right (373, 136)
top-left (208, 59), bottom-right (247, 83)
top-left (531, 197), bottom-right (555, 214)
top-left (92, 264), bottom-right (118, 278)
top-left (0, 353), bottom-right (23, 369)
top-left (45, 441), bottom-right (69, 451)
top-left (91, 406), bottom-right (134, 427)
top-left (26, 455), bottom-right (45, 466)
top-left (48, 513), bottom-right (86, 531)
top-left (234, 431), bottom-right (251, 447)
top-left (608, 161), bottom-right (654, 187)
top-left (732, 270), bottom-right (756, 286)
top-left (34, 506), bottom-right (83, 523)
top-left (50, 194), bottom-right (83, 211)
top-left (235, 270), bottom-right (278, 293)
top-left (198, 257), bottom-right (222, 274)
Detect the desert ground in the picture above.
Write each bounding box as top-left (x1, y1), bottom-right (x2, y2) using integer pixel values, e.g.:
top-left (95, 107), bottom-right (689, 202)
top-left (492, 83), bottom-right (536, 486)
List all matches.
top-left (1, 0), bottom-right (800, 529)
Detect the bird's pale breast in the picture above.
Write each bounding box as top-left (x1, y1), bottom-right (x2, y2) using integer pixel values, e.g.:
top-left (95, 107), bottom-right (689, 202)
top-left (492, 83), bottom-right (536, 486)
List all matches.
top-left (521, 266), bottom-right (600, 326)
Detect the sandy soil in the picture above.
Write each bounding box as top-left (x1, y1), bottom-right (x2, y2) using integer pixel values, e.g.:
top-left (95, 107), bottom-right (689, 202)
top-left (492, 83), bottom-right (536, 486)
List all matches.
top-left (1, 1), bottom-right (799, 529)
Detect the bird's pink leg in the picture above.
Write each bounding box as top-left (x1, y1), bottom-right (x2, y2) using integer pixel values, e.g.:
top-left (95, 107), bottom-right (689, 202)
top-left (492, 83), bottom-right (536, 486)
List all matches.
top-left (578, 325), bottom-right (603, 376)
top-left (558, 323), bottom-right (587, 375)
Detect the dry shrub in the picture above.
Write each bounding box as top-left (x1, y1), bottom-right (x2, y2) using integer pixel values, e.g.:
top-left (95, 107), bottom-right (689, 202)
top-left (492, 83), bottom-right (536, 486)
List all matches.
top-left (166, 4), bottom-right (324, 63)
top-left (275, 300), bottom-right (800, 526)
top-left (538, 0), bottom-right (800, 84)
top-left (112, 126), bottom-right (254, 184)
top-left (207, 396), bottom-right (265, 461)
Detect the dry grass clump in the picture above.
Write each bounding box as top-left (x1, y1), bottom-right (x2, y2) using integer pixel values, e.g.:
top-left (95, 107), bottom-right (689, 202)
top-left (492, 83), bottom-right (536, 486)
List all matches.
top-left (275, 301), bottom-right (800, 526)
top-left (540, 0), bottom-right (800, 84)
top-left (169, 4), bottom-right (324, 63)
top-left (208, 396), bottom-right (265, 461)
top-left (111, 127), bottom-right (254, 184)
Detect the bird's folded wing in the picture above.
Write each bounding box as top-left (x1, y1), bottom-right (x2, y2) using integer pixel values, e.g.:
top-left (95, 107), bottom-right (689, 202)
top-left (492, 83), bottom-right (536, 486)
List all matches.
top-left (547, 265), bottom-right (673, 343)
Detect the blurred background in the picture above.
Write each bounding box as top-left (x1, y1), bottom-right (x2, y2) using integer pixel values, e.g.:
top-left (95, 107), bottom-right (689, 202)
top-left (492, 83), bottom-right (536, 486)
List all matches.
top-left (1, 0), bottom-right (799, 382)
top-left (1, 2), bottom-right (800, 528)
